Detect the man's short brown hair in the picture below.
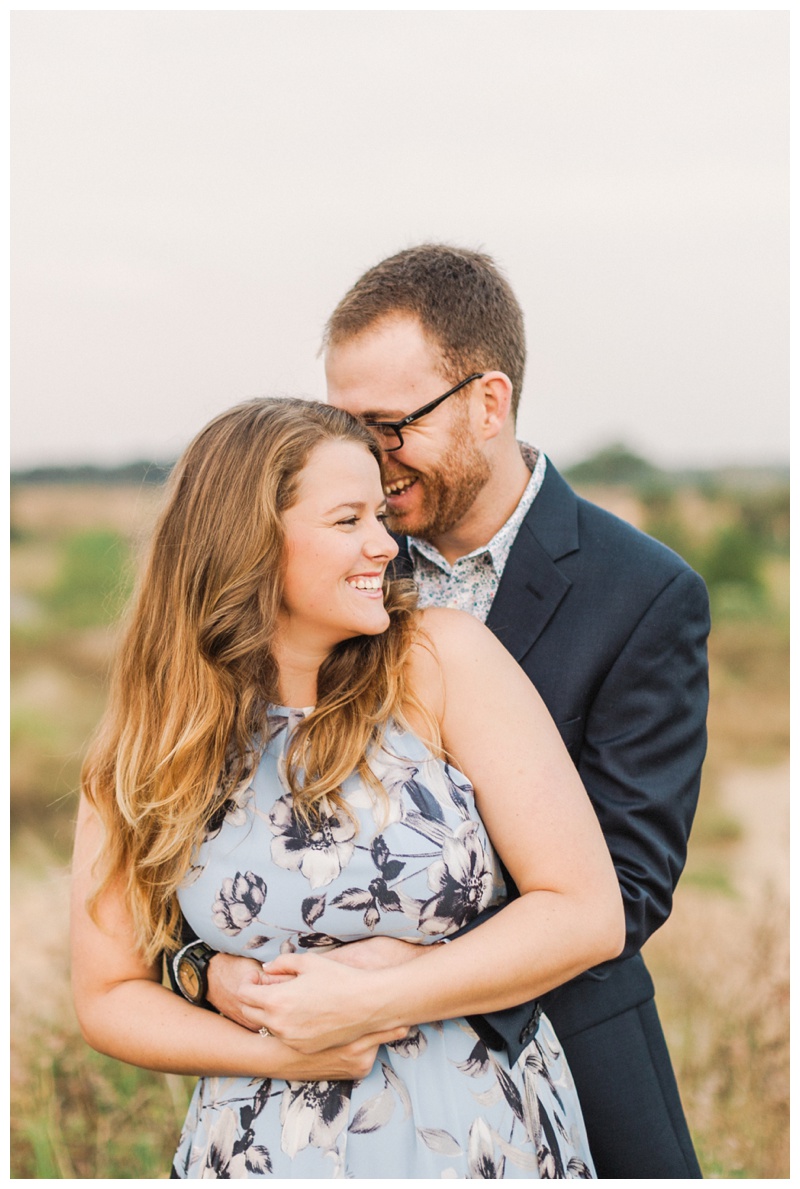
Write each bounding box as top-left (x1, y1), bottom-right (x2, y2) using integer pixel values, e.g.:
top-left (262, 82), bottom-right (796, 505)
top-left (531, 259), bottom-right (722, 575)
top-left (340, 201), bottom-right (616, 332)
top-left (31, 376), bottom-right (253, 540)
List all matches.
top-left (323, 244), bottom-right (526, 418)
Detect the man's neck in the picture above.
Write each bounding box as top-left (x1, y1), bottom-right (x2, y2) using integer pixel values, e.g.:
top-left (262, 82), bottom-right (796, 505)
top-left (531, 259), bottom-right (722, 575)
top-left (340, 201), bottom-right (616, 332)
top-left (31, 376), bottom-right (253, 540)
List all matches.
top-left (428, 441), bottom-right (533, 565)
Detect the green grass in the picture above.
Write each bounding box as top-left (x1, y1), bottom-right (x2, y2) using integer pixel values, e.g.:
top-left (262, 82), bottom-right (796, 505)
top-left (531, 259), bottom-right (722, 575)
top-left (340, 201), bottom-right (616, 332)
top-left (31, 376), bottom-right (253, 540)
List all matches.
top-left (11, 526), bottom-right (131, 845)
top-left (12, 1029), bottom-right (194, 1178)
top-left (680, 863), bottom-right (737, 897)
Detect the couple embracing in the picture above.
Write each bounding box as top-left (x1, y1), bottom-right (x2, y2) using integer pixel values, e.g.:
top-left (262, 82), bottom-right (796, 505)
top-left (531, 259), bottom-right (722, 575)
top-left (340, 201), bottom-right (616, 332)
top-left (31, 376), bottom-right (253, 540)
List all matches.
top-left (72, 244), bottom-right (709, 1179)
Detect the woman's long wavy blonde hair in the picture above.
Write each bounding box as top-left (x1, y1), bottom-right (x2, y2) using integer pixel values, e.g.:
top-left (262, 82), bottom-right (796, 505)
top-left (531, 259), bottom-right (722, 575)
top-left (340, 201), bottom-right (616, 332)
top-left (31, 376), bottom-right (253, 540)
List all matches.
top-left (81, 397), bottom-right (431, 964)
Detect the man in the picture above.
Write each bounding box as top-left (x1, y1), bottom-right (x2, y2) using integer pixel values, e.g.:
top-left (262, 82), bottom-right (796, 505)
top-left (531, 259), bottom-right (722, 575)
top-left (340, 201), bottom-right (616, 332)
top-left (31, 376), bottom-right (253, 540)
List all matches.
top-left (174, 244), bottom-right (709, 1177)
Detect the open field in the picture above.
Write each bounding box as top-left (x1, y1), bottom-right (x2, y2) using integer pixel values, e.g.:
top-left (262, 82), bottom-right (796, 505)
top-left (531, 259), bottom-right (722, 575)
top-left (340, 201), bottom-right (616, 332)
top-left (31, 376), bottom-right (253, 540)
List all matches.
top-left (10, 481), bottom-right (790, 1179)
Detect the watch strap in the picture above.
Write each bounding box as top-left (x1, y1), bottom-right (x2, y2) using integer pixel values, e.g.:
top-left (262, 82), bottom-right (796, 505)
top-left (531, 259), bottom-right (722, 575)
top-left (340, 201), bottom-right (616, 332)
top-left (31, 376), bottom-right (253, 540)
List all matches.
top-left (172, 939), bottom-right (216, 1008)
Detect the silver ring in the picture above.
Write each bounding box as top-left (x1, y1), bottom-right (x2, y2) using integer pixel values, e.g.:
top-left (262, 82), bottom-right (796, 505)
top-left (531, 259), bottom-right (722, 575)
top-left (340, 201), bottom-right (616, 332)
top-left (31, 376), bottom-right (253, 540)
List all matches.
top-left (258, 1026), bottom-right (272, 1037)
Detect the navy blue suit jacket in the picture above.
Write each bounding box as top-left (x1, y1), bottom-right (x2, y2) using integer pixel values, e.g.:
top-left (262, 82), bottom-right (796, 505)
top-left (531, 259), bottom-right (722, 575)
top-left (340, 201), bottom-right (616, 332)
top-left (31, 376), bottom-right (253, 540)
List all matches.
top-left (397, 459), bottom-right (710, 1062)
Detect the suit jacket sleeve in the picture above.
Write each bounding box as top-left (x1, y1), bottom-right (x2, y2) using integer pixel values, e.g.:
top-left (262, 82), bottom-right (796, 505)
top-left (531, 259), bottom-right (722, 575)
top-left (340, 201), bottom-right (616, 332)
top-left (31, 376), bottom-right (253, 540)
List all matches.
top-left (455, 561), bottom-right (710, 1053)
top-left (576, 564), bottom-right (710, 957)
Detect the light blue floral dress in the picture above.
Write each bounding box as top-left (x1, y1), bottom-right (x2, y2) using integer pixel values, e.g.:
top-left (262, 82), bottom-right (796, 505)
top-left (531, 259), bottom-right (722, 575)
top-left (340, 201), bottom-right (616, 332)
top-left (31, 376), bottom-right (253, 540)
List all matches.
top-left (173, 707), bottom-right (595, 1179)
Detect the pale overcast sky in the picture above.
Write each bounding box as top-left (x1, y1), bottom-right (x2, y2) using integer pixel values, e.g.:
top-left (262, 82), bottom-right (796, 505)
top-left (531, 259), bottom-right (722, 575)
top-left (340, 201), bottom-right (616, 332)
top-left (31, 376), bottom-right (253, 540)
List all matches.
top-left (11, 9), bottom-right (788, 470)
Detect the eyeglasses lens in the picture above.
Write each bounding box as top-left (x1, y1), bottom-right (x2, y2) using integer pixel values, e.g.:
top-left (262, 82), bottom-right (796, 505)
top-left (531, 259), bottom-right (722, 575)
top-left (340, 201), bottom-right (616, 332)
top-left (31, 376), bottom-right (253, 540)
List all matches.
top-left (369, 425), bottom-right (403, 451)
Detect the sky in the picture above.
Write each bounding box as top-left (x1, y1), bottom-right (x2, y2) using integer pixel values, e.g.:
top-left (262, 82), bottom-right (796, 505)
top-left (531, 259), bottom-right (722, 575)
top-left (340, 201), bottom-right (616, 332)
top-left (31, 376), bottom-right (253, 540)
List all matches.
top-left (10, 9), bottom-right (788, 471)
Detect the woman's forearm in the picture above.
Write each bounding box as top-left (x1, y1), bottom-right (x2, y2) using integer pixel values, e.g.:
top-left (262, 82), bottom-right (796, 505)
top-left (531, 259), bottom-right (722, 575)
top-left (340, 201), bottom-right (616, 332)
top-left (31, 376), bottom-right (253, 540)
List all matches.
top-left (372, 886), bottom-right (623, 1028)
top-left (249, 884), bottom-right (624, 1052)
top-left (70, 797), bottom-right (405, 1082)
top-left (75, 975), bottom-right (402, 1081)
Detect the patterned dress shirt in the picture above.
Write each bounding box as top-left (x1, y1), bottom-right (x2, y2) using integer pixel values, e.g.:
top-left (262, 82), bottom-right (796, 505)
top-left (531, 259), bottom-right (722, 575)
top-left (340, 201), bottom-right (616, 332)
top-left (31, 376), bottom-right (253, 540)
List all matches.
top-left (409, 443), bottom-right (546, 623)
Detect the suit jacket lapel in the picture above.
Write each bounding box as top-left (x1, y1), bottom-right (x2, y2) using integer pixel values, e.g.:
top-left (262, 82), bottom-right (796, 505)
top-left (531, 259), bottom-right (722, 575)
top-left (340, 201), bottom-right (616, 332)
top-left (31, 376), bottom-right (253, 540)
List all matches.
top-left (390, 535), bottom-right (414, 579)
top-left (486, 460), bottom-right (580, 661)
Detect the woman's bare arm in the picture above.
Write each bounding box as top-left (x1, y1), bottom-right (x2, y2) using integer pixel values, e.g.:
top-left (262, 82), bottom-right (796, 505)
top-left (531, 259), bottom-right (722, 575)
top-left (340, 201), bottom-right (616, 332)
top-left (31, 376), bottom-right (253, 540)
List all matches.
top-left (70, 795), bottom-right (407, 1079)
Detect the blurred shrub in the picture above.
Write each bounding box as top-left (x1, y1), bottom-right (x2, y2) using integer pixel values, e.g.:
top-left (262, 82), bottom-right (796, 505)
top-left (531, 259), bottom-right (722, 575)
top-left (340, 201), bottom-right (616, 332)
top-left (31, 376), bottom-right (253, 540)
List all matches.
top-left (42, 529), bottom-right (132, 629)
top-left (736, 487), bottom-right (789, 554)
top-left (639, 491), bottom-right (783, 619)
top-left (641, 509), bottom-right (704, 573)
top-left (702, 524), bottom-right (765, 593)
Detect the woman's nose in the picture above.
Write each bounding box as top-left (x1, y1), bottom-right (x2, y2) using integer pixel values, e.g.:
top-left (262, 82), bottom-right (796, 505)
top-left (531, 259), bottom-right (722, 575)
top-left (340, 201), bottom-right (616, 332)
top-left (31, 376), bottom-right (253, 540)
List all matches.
top-left (365, 522), bottom-right (399, 561)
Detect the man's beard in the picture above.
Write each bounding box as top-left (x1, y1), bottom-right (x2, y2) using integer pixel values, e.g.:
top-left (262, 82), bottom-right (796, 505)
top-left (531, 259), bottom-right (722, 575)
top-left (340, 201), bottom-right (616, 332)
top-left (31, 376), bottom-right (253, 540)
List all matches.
top-left (385, 416), bottom-right (492, 543)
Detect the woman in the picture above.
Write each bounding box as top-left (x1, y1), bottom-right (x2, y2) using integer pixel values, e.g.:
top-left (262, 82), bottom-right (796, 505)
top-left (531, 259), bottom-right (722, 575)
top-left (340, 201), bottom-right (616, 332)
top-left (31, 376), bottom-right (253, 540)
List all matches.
top-left (71, 397), bottom-right (624, 1178)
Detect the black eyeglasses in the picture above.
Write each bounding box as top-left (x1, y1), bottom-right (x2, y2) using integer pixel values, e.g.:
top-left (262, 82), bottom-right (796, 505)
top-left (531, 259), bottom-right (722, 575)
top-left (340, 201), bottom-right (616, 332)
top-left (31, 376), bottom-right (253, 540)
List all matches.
top-left (364, 373), bottom-right (485, 452)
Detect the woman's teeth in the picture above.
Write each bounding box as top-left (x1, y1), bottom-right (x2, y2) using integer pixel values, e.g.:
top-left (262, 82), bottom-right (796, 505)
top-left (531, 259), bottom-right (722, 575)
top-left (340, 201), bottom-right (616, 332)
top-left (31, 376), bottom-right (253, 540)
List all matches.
top-left (346, 576), bottom-right (383, 590)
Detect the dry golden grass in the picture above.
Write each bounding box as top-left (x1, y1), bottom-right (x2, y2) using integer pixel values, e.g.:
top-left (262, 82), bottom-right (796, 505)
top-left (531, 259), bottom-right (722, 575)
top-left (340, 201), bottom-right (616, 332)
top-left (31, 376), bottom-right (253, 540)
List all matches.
top-left (11, 482), bottom-right (164, 537)
top-left (706, 621), bottom-right (790, 769)
top-left (646, 889), bottom-right (789, 1178)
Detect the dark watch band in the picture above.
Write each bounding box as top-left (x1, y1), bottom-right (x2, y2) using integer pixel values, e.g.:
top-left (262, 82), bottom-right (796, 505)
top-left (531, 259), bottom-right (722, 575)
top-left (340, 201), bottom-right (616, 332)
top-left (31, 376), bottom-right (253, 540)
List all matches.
top-left (173, 940), bottom-right (217, 1007)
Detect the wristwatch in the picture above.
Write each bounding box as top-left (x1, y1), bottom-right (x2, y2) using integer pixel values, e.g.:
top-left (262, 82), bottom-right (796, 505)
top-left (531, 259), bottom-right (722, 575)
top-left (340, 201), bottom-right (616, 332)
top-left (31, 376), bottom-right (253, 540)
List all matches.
top-left (173, 940), bottom-right (216, 1007)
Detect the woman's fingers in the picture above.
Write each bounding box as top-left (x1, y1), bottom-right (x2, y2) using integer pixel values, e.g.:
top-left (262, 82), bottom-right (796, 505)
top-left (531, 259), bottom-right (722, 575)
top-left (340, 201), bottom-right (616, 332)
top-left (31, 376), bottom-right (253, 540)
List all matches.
top-left (235, 953), bottom-right (389, 1052)
top-left (301, 1026), bottom-right (411, 1079)
top-left (260, 953), bottom-right (305, 978)
top-left (366, 1024), bottom-right (410, 1045)
top-left (324, 937), bottom-right (424, 970)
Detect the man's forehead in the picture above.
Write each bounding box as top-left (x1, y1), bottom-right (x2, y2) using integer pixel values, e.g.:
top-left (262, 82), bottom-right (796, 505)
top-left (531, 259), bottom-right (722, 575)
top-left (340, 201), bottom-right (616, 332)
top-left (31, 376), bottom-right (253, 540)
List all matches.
top-left (327, 315), bottom-right (447, 372)
top-left (325, 327), bottom-right (451, 417)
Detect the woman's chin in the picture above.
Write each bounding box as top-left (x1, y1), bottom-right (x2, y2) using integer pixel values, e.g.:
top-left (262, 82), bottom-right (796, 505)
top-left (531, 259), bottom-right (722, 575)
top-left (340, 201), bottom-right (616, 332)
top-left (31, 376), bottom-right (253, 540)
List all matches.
top-left (345, 608), bottom-right (391, 639)
top-left (360, 609), bottom-right (391, 636)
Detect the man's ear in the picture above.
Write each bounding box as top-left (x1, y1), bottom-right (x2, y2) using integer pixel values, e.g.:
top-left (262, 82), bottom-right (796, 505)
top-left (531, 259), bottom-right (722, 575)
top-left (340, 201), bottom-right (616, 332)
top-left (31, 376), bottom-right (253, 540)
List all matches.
top-left (476, 372), bottom-right (514, 440)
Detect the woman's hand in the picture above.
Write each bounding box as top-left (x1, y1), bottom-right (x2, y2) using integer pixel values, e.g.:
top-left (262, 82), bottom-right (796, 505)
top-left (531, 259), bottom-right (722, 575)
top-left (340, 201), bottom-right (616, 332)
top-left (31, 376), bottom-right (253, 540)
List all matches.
top-left (206, 952), bottom-right (293, 1030)
top-left (272, 1025), bottom-right (409, 1081)
top-left (206, 938), bottom-right (425, 1031)
top-left (324, 936), bottom-right (427, 971)
top-left (237, 952), bottom-right (400, 1053)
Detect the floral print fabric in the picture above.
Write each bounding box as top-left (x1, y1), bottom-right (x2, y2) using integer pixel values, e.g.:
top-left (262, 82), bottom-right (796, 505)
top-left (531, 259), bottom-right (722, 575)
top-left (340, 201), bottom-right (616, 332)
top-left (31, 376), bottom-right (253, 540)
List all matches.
top-left (173, 708), bottom-right (595, 1179)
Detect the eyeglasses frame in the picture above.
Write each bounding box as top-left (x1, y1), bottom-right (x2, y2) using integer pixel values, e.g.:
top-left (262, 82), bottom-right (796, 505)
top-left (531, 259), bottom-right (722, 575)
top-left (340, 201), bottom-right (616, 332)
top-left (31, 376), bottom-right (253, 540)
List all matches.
top-left (363, 373), bottom-right (486, 451)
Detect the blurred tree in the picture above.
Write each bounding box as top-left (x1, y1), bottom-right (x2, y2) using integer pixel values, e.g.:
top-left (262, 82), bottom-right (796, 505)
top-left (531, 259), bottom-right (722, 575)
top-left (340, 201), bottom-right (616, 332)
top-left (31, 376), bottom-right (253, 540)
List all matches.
top-left (737, 488), bottom-right (789, 555)
top-left (564, 442), bottom-right (663, 487)
top-left (702, 524), bottom-right (765, 595)
top-left (11, 461), bottom-right (173, 485)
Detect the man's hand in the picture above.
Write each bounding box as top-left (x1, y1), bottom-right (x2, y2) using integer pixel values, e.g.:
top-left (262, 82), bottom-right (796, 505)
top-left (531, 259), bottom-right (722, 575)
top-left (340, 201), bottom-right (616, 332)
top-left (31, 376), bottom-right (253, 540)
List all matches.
top-left (206, 952), bottom-right (291, 1029)
top-left (206, 939), bottom-right (425, 1030)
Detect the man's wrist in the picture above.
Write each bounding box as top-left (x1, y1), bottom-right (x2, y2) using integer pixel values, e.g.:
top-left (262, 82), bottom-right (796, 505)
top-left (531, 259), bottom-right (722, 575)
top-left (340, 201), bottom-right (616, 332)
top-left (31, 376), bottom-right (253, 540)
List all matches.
top-left (172, 940), bottom-right (218, 1009)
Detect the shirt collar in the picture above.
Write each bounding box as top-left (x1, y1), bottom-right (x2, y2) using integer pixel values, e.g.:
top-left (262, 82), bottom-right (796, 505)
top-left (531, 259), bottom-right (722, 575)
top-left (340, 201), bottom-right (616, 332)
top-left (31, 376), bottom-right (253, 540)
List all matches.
top-left (408, 443), bottom-right (546, 575)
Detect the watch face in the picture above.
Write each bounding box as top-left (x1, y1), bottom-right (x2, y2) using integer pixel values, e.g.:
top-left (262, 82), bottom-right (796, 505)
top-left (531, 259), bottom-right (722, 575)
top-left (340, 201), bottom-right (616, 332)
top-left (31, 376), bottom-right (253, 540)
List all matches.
top-left (178, 957), bottom-right (201, 1002)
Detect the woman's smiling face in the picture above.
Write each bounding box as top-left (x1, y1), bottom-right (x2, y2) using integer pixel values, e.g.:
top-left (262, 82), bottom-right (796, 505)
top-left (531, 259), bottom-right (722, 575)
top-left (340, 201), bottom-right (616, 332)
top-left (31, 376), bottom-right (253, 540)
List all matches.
top-left (278, 439), bottom-right (399, 656)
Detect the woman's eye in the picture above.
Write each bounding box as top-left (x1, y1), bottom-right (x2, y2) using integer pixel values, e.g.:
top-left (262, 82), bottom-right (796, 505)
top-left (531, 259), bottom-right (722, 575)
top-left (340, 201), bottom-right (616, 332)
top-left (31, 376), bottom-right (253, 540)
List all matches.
top-left (336, 516), bottom-right (358, 527)
top-left (377, 512), bottom-right (389, 524)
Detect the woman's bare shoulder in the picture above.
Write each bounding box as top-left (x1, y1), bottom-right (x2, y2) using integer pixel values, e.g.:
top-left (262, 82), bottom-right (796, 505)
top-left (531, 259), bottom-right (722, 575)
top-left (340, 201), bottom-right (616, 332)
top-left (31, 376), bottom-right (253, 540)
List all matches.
top-left (406, 609), bottom-right (517, 723)
top-left (404, 609), bottom-right (487, 725)
top-left (415, 606), bottom-right (504, 667)
top-left (413, 607), bottom-right (536, 720)
top-left (416, 605), bottom-right (493, 648)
